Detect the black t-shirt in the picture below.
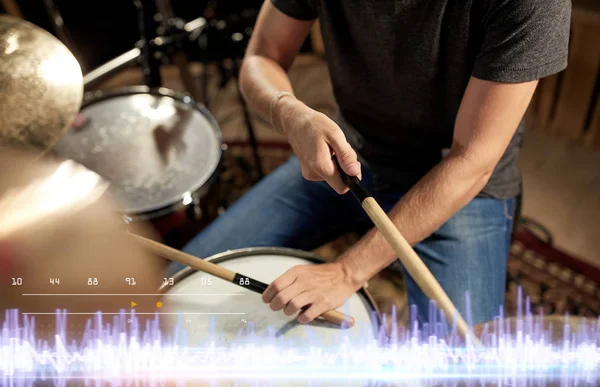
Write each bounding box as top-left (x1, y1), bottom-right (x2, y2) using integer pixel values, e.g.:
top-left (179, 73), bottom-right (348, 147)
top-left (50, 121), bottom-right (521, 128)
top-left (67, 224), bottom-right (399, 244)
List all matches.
top-left (271, 0), bottom-right (571, 198)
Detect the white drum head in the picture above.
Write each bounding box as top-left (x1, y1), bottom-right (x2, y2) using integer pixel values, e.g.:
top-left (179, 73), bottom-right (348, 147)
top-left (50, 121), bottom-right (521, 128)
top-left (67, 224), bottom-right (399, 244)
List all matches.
top-left (160, 248), bottom-right (381, 386)
top-left (54, 87), bottom-right (222, 216)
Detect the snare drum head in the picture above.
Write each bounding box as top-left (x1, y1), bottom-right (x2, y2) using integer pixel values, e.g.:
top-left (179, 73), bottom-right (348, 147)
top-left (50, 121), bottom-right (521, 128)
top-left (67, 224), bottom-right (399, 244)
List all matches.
top-left (54, 88), bottom-right (222, 215)
top-left (161, 249), bottom-right (380, 386)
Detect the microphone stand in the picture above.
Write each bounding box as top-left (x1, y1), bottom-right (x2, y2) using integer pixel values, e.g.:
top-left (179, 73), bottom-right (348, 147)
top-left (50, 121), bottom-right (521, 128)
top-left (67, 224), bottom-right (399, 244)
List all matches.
top-left (133, 0), bottom-right (162, 88)
top-left (155, 0), bottom-right (203, 102)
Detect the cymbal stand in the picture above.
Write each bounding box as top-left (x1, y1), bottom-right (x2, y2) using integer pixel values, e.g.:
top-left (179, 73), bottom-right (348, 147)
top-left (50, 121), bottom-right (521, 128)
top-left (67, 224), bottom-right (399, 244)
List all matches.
top-left (82, 12), bottom-right (206, 92)
top-left (133, 0), bottom-right (162, 88)
top-left (154, 0), bottom-right (203, 102)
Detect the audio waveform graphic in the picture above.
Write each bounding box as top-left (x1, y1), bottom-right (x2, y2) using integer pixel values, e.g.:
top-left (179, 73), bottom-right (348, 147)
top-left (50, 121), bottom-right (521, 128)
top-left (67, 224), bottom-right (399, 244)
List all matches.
top-left (1, 292), bottom-right (600, 386)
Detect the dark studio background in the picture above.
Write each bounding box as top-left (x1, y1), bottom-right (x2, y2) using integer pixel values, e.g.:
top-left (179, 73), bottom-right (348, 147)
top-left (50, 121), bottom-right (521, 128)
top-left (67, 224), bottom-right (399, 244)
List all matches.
top-left (0, 0), bottom-right (313, 74)
top-left (4, 0), bottom-right (139, 71)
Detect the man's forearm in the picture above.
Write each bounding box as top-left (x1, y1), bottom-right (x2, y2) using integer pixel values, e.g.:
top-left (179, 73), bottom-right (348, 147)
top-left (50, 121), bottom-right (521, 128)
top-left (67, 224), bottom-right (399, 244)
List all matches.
top-left (337, 78), bottom-right (537, 286)
top-left (238, 1), bottom-right (313, 127)
top-left (239, 55), bottom-right (295, 124)
top-left (338, 151), bottom-right (493, 286)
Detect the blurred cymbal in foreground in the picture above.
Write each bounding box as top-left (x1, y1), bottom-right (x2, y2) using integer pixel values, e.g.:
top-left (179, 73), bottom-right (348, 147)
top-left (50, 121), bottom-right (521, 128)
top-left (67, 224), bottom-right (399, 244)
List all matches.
top-left (0, 150), bottom-right (165, 341)
top-left (0, 15), bottom-right (83, 157)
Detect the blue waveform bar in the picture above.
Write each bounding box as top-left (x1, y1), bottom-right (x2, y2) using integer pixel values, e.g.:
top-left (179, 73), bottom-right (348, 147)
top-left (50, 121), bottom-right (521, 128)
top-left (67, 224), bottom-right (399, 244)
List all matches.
top-left (1, 291), bottom-right (599, 386)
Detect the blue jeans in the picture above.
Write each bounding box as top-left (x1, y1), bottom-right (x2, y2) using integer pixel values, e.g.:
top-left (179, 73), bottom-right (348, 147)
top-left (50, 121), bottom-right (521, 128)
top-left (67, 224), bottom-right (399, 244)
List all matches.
top-left (172, 156), bottom-right (514, 326)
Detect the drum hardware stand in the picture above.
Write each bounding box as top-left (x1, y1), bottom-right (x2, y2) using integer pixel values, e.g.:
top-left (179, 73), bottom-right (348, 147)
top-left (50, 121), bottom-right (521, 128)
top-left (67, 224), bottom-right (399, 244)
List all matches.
top-left (135, 0), bottom-right (214, 103)
top-left (154, 0), bottom-right (204, 103)
top-left (156, 6), bottom-right (206, 105)
top-left (83, 46), bottom-right (143, 89)
top-left (134, 0), bottom-right (163, 88)
top-left (82, 17), bottom-right (207, 90)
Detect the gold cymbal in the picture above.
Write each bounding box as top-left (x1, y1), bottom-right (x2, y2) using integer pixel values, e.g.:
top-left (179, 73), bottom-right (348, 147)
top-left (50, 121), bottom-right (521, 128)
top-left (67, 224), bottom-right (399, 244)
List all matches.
top-left (0, 150), bottom-right (166, 341)
top-left (0, 15), bottom-right (83, 157)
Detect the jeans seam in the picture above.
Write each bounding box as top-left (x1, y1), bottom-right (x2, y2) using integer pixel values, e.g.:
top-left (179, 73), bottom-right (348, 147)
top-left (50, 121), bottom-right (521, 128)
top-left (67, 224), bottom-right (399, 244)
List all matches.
top-left (504, 200), bottom-right (514, 221)
top-left (504, 199), bottom-right (515, 239)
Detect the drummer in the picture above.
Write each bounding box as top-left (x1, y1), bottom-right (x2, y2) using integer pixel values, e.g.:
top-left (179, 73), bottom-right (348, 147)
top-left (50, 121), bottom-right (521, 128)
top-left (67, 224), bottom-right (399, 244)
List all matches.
top-left (172, 0), bottom-right (571, 326)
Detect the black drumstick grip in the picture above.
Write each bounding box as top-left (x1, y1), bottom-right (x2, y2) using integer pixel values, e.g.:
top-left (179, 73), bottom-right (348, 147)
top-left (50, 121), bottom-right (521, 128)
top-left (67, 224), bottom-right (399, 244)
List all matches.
top-left (233, 273), bottom-right (269, 294)
top-left (332, 155), bottom-right (371, 202)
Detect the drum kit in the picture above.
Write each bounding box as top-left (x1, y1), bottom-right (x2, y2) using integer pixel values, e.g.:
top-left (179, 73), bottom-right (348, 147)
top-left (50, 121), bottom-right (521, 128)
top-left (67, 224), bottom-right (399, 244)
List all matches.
top-left (0, 5), bottom-right (364, 344)
top-left (0, 3), bottom-right (588, 385)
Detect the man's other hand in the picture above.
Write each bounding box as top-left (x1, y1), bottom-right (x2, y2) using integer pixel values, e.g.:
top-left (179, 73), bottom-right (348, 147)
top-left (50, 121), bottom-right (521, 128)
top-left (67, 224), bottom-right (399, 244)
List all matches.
top-left (261, 262), bottom-right (360, 324)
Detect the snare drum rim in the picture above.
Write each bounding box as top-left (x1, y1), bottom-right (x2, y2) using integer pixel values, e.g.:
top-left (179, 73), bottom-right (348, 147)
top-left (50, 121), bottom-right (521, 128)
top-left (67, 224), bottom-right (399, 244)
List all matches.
top-left (160, 247), bottom-right (382, 327)
top-left (77, 86), bottom-right (224, 217)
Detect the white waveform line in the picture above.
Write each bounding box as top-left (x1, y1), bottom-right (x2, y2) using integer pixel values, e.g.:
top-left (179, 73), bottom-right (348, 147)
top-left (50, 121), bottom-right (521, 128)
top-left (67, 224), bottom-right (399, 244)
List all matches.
top-left (2, 336), bottom-right (600, 381)
top-left (22, 313), bottom-right (245, 315)
top-left (2, 332), bottom-right (600, 381)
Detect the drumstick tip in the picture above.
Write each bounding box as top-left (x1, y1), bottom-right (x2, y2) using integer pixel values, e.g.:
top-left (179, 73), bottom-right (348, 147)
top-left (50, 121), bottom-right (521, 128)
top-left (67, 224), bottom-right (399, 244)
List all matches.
top-left (343, 315), bottom-right (356, 328)
top-left (322, 309), bottom-right (355, 329)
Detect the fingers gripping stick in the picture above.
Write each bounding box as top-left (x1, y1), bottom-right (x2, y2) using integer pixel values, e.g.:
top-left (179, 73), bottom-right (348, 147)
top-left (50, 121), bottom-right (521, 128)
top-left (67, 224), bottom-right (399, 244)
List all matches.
top-left (132, 235), bottom-right (355, 328)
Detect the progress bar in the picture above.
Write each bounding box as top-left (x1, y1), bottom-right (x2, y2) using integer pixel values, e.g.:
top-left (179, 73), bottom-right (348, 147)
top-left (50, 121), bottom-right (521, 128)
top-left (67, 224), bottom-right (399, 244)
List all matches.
top-left (21, 312), bottom-right (246, 315)
top-left (21, 294), bottom-right (245, 296)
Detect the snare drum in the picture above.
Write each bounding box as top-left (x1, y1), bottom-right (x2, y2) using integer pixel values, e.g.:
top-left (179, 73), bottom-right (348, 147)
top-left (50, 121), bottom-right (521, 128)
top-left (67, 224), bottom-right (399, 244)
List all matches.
top-left (160, 248), bottom-right (382, 386)
top-left (53, 86), bottom-right (223, 236)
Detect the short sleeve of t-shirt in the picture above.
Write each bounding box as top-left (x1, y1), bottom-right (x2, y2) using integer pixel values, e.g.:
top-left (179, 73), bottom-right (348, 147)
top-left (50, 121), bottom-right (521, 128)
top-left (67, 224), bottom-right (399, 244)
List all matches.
top-left (270, 0), bottom-right (318, 21)
top-left (472, 0), bottom-right (571, 83)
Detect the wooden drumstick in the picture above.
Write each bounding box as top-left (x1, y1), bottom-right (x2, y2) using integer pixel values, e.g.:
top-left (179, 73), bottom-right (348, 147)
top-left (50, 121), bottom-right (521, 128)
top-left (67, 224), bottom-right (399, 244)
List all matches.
top-left (131, 234), bottom-right (356, 328)
top-left (333, 156), bottom-right (480, 345)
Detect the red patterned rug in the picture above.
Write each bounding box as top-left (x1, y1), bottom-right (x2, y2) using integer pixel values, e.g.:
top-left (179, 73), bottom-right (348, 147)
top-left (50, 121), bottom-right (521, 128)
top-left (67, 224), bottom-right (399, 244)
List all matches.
top-left (506, 227), bottom-right (600, 317)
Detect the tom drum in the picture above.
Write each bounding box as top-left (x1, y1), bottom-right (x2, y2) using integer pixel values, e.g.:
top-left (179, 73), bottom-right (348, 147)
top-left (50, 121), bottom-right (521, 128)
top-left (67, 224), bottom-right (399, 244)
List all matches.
top-left (53, 86), bottom-right (223, 238)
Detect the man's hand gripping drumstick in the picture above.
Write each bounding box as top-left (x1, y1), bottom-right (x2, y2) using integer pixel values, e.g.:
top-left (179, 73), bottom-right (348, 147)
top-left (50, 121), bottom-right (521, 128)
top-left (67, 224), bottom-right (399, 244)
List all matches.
top-left (132, 235), bottom-right (355, 328)
top-left (331, 155), bottom-right (480, 345)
